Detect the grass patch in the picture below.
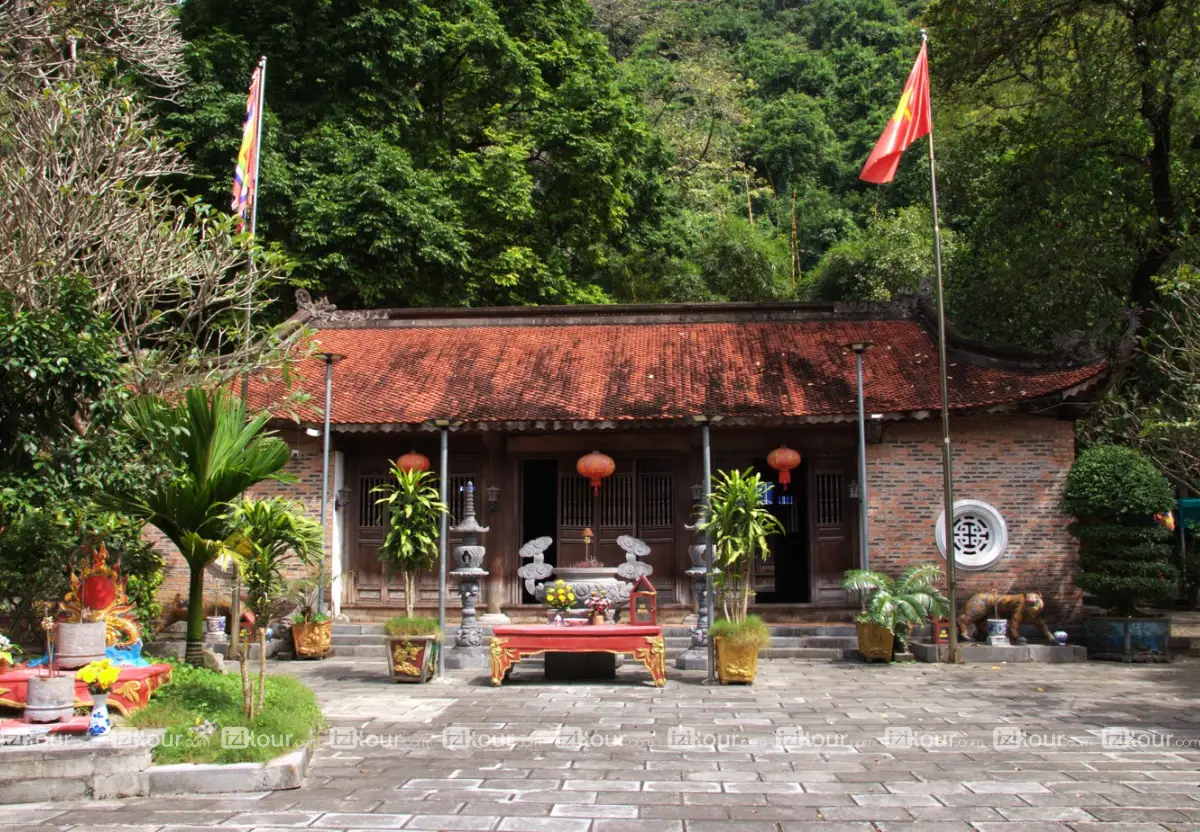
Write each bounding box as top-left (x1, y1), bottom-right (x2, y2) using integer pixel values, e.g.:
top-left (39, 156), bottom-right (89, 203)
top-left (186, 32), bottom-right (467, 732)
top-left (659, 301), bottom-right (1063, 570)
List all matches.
top-left (383, 615), bottom-right (442, 637)
top-left (129, 659), bottom-right (323, 764)
top-left (709, 615), bottom-right (771, 649)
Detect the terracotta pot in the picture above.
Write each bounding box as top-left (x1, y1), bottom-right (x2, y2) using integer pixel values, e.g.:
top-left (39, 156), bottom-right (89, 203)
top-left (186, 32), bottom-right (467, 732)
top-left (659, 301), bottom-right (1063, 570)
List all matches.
top-left (291, 620), bottom-right (331, 659)
top-left (713, 636), bottom-right (760, 684)
top-left (25, 675), bottom-right (76, 723)
top-left (56, 621), bottom-right (107, 669)
top-left (387, 635), bottom-right (438, 683)
top-left (855, 620), bottom-right (894, 663)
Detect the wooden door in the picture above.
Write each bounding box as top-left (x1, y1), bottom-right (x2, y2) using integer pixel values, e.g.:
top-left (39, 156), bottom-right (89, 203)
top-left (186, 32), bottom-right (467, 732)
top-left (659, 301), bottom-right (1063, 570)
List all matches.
top-left (808, 457), bottom-right (855, 603)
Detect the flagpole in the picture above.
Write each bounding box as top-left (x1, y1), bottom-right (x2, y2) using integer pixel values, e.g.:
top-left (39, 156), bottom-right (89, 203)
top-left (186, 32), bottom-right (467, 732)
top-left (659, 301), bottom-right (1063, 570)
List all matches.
top-left (922, 30), bottom-right (958, 664)
top-left (233, 55), bottom-right (266, 664)
top-left (240, 55), bottom-right (267, 402)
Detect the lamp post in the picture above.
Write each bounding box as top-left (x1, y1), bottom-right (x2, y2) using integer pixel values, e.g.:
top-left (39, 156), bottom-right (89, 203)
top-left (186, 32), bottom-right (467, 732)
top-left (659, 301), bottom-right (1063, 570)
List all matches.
top-left (845, 343), bottom-right (872, 571)
top-left (317, 353), bottom-right (345, 617)
top-left (693, 414), bottom-right (723, 683)
top-left (434, 420), bottom-right (452, 679)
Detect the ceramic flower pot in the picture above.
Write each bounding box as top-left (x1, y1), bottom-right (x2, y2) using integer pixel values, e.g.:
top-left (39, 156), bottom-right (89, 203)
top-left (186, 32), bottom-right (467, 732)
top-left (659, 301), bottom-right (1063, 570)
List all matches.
top-left (88, 692), bottom-right (112, 738)
top-left (855, 620), bottom-right (894, 663)
top-left (204, 615), bottom-right (227, 637)
top-left (292, 620), bottom-right (332, 659)
top-left (55, 621), bottom-right (107, 669)
top-left (713, 637), bottom-right (760, 684)
top-left (387, 635), bottom-right (438, 683)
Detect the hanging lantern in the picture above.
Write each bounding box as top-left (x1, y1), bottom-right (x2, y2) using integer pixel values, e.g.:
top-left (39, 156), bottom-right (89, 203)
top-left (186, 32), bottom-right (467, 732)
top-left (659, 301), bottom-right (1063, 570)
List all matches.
top-left (767, 445), bottom-right (802, 491)
top-left (576, 450), bottom-right (616, 495)
top-left (397, 451), bottom-right (430, 473)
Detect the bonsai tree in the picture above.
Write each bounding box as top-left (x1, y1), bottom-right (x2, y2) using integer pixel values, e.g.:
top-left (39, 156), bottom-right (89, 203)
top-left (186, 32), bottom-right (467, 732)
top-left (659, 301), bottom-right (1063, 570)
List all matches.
top-left (224, 498), bottom-right (322, 717)
top-left (374, 465), bottom-right (448, 620)
top-left (842, 565), bottom-right (951, 648)
top-left (699, 468), bottom-right (783, 623)
top-left (1063, 445), bottom-right (1177, 615)
top-left (100, 389), bottom-right (291, 664)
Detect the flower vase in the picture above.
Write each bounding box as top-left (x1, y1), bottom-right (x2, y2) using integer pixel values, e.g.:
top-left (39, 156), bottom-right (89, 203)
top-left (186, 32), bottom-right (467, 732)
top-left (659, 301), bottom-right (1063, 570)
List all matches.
top-left (591, 612), bottom-right (603, 626)
top-left (88, 692), bottom-right (112, 738)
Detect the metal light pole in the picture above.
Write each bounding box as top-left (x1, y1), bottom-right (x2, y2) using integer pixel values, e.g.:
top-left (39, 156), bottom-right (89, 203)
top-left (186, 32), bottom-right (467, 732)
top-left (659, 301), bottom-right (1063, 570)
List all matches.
top-left (699, 417), bottom-right (718, 684)
top-left (317, 353), bottom-right (344, 617)
top-left (847, 343), bottom-right (872, 570)
top-left (436, 422), bottom-right (451, 678)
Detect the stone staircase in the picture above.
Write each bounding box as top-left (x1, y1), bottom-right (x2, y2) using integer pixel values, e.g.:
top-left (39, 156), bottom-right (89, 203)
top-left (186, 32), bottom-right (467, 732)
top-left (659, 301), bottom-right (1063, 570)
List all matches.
top-left (331, 622), bottom-right (860, 661)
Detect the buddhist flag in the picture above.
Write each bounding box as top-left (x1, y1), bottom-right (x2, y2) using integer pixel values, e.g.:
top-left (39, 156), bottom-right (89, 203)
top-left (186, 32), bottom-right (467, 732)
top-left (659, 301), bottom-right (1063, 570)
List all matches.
top-left (231, 65), bottom-right (263, 223)
top-left (859, 41), bottom-right (932, 184)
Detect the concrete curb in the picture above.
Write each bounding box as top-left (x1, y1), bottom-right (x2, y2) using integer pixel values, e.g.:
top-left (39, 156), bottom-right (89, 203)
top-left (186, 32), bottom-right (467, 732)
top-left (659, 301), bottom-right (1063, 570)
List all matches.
top-left (146, 743), bottom-right (312, 796)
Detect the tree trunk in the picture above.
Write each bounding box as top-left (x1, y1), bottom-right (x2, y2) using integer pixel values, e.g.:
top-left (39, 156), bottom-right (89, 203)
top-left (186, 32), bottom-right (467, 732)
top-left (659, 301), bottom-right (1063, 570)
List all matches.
top-left (240, 634), bottom-right (253, 718)
top-left (185, 566), bottom-right (206, 666)
top-left (257, 627), bottom-right (267, 713)
top-left (404, 571), bottom-right (415, 619)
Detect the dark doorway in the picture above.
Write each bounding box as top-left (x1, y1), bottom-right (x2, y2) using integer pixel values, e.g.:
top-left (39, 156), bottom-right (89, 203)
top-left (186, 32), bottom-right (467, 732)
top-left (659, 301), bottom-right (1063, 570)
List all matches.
top-left (521, 459), bottom-right (558, 603)
top-left (753, 458), bottom-right (811, 604)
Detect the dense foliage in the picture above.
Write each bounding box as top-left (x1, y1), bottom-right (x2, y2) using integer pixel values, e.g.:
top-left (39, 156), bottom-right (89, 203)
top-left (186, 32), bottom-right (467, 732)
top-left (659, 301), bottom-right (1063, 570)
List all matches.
top-left (698, 468), bottom-right (784, 622)
top-left (1062, 445), bottom-right (1175, 523)
top-left (374, 466), bottom-right (449, 619)
top-left (1063, 445), bottom-right (1178, 614)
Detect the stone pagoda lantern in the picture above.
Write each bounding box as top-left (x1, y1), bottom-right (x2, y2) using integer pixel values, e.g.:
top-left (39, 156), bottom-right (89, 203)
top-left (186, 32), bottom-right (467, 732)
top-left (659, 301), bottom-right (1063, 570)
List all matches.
top-left (445, 482), bottom-right (491, 669)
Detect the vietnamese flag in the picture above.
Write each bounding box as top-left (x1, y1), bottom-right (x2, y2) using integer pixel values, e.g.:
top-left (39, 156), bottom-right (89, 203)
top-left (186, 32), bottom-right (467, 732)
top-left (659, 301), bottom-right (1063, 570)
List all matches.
top-left (859, 41), bottom-right (932, 184)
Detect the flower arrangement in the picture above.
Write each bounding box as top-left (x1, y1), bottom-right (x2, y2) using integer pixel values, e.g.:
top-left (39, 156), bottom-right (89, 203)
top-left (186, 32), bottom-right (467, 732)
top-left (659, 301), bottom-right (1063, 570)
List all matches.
top-left (544, 580), bottom-right (577, 611)
top-left (77, 659), bottom-right (121, 695)
top-left (585, 590), bottom-right (613, 616)
top-left (0, 634), bottom-right (20, 668)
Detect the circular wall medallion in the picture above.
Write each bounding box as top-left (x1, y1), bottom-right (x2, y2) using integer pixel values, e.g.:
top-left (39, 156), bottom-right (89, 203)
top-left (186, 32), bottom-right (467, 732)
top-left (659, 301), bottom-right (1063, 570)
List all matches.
top-left (935, 499), bottom-right (1008, 571)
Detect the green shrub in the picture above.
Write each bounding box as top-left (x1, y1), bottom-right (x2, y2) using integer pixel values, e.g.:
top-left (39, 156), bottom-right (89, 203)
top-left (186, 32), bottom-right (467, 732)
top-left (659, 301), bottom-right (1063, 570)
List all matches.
top-left (383, 615), bottom-right (442, 638)
top-left (130, 659), bottom-right (323, 764)
top-left (709, 615), bottom-right (770, 649)
top-left (1062, 445), bottom-right (1174, 522)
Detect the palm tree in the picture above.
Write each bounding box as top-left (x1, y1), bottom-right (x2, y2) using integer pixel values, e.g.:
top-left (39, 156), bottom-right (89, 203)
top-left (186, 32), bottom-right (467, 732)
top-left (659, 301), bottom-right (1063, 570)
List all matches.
top-left (224, 498), bottom-right (322, 716)
top-left (100, 388), bottom-right (291, 664)
top-left (373, 465), bottom-right (447, 620)
top-left (698, 468), bottom-right (784, 623)
top-left (842, 565), bottom-right (951, 648)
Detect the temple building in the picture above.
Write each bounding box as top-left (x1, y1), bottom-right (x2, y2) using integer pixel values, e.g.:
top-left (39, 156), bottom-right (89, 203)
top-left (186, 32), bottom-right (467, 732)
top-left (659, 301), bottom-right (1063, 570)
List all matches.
top-left (155, 294), bottom-right (1110, 623)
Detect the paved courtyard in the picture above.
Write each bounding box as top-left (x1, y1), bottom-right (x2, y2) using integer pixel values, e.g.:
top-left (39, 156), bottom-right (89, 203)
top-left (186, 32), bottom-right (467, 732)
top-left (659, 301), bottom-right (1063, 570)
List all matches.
top-left (10, 656), bottom-right (1200, 831)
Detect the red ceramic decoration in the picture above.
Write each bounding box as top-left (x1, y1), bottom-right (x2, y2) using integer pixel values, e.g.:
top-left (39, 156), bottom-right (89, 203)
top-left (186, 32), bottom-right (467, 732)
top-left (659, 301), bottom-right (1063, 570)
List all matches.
top-left (767, 445), bottom-right (802, 491)
top-left (397, 451), bottom-right (431, 473)
top-left (576, 450), bottom-right (616, 495)
top-left (80, 574), bottom-right (117, 612)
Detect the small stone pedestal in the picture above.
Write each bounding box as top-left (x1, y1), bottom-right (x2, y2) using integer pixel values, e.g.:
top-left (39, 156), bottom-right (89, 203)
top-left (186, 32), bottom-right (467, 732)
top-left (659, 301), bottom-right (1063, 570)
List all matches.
top-left (446, 483), bottom-right (492, 670)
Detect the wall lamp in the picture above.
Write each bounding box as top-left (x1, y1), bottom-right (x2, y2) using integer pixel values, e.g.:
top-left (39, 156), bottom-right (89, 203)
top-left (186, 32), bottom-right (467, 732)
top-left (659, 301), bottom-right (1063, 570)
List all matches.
top-left (486, 485), bottom-right (500, 512)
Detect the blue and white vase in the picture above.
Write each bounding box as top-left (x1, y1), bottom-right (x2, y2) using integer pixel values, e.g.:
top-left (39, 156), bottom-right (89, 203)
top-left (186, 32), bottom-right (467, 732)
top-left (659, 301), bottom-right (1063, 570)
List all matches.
top-left (88, 692), bottom-right (112, 738)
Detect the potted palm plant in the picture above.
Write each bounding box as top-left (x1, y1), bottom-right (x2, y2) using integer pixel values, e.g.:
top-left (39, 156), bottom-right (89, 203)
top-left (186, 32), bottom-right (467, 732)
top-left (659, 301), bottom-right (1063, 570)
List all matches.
top-left (842, 565), bottom-right (951, 662)
top-left (288, 580), bottom-right (332, 659)
top-left (224, 498), bottom-right (323, 712)
top-left (698, 469), bottom-right (783, 684)
top-left (374, 464), bottom-right (448, 681)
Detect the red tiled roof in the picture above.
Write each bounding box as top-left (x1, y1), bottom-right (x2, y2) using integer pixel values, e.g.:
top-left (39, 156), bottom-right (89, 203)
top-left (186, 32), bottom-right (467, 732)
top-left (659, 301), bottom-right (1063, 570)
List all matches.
top-left (250, 318), bottom-right (1106, 426)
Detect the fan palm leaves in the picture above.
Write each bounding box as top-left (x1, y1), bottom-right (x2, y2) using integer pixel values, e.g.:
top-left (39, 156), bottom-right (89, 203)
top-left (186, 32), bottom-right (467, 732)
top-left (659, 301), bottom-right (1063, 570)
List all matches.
top-left (842, 564), bottom-right (951, 647)
top-left (98, 388), bottom-right (292, 664)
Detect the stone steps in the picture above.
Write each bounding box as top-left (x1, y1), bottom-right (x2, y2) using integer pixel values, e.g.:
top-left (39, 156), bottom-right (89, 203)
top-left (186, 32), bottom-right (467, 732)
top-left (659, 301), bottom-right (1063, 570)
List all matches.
top-left (0, 738), bottom-right (151, 803)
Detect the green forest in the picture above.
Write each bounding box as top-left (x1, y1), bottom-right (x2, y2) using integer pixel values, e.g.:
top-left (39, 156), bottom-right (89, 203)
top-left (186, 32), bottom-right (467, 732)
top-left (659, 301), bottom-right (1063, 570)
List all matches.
top-left (164, 0), bottom-right (1199, 350)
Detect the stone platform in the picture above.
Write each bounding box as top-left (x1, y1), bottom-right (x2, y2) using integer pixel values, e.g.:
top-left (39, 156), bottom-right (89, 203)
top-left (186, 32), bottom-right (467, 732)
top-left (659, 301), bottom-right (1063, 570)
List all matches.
top-left (912, 642), bottom-right (1088, 663)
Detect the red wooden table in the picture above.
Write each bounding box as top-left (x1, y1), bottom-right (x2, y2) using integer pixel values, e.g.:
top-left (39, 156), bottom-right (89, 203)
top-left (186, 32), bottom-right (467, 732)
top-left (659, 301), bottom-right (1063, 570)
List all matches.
top-left (489, 624), bottom-right (666, 687)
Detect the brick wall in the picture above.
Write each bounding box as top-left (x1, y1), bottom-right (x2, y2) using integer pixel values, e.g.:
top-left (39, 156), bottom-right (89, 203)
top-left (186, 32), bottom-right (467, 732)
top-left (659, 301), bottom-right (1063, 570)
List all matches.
top-left (866, 414), bottom-right (1081, 621)
top-left (151, 430), bottom-right (335, 623)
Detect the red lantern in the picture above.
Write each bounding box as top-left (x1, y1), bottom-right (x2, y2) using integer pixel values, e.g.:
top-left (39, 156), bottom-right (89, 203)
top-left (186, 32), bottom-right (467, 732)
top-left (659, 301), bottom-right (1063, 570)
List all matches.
top-left (767, 445), bottom-right (801, 491)
top-left (397, 451), bottom-right (430, 473)
top-left (576, 450), bottom-right (616, 495)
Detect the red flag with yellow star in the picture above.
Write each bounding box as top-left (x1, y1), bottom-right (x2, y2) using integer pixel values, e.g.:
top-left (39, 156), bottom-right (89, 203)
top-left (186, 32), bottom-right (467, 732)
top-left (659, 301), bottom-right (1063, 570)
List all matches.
top-left (860, 41), bottom-right (931, 184)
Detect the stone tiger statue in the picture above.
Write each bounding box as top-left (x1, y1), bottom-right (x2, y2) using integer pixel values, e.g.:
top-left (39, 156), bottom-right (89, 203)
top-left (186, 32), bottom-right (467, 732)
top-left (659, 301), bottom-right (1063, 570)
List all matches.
top-left (956, 592), bottom-right (1055, 644)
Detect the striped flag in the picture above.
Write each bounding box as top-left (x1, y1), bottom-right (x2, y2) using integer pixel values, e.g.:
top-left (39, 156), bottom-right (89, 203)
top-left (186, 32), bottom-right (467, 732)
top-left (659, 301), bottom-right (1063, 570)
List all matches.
top-left (231, 65), bottom-right (263, 224)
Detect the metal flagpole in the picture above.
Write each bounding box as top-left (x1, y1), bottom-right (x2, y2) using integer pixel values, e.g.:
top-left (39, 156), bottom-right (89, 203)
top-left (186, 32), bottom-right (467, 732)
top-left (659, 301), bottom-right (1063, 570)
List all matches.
top-left (233, 55), bottom-right (266, 662)
top-left (317, 354), bottom-right (336, 617)
top-left (923, 30), bottom-right (958, 664)
top-left (850, 344), bottom-right (871, 571)
top-left (438, 426), bottom-right (450, 678)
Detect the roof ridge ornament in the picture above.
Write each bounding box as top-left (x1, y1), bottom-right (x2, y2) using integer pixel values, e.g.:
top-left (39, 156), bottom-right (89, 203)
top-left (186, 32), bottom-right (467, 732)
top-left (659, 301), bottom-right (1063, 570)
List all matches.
top-left (294, 289), bottom-right (337, 321)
